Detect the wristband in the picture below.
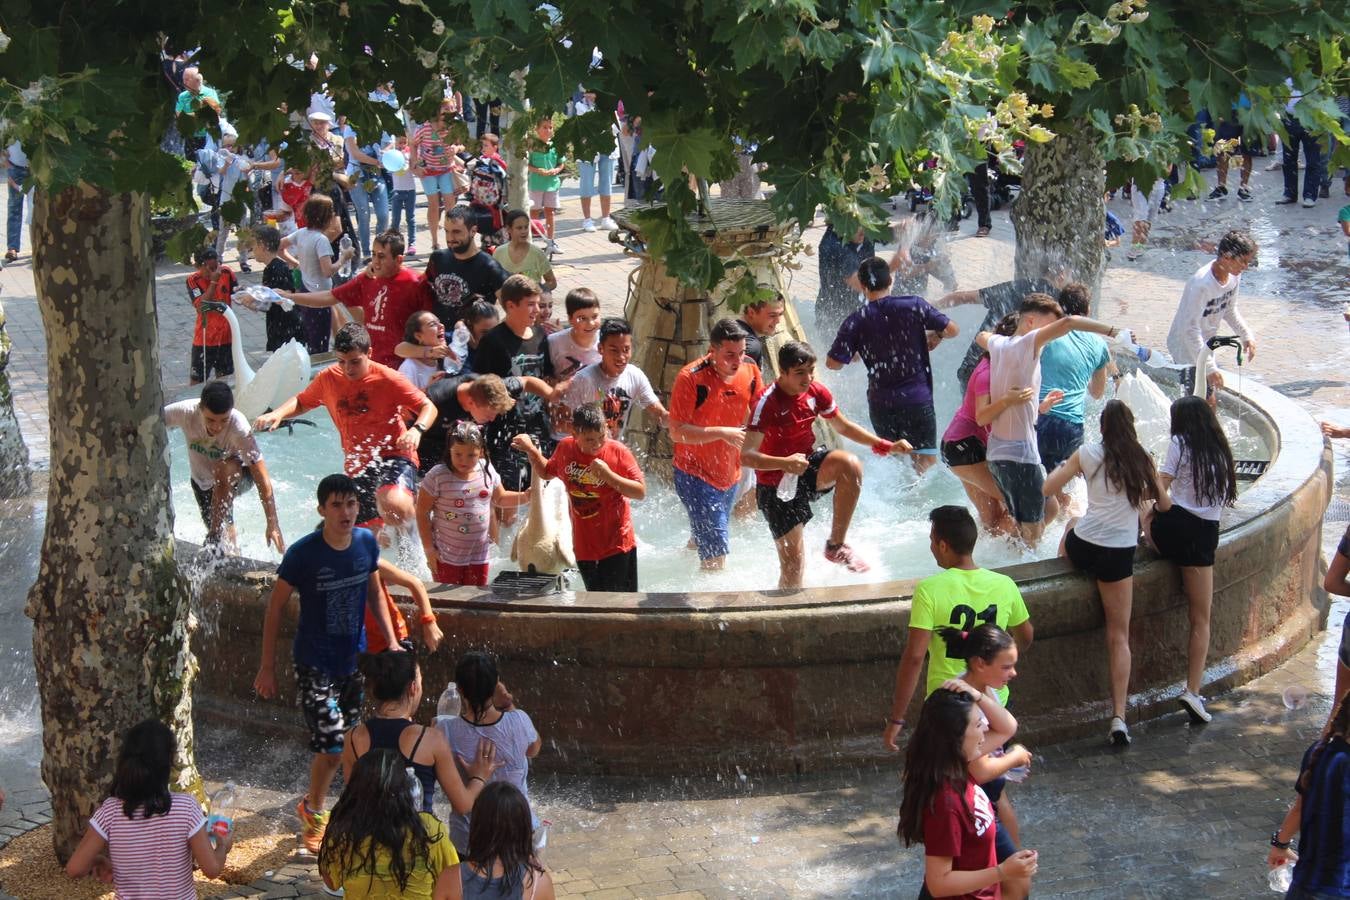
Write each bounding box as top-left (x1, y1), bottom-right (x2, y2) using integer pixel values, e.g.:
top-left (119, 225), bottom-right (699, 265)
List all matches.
top-left (890, 718), bottom-right (905, 728)
top-left (872, 439), bottom-right (894, 456)
top-left (411, 422), bottom-right (426, 434)
top-left (1270, 831), bottom-right (1292, 849)
top-left (419, 613), bottom-right (437, 625)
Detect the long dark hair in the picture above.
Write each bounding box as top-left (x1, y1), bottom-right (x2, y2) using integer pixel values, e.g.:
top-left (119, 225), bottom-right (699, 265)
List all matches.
top-left (358, 650), bottom-right (418, 704)
top-left (1297, 693), bottom-right (1350, 795)
top-left (111, 719), bottom-right (174, 820)
top-left (319, 749), bottom-right (435, 892)
top-left (456, 650), bottom-right (499, 717)
top-left (465, 782), bottom-right (544, 893)
top-left (1169, 396), bottom-right (1237, 507)
top-left (936, 624), bottom-right (1014, 666)
top-left (1099, 400), bottom-right (1158, 507)
top-left (897, 690), bottom-right (977, 847)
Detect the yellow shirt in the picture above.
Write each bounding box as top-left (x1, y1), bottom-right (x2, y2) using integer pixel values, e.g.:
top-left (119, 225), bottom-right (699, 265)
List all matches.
top-left (909, 567), bottom-right (1029, 705)
top-left (325, 812), bottom-right (459, 900)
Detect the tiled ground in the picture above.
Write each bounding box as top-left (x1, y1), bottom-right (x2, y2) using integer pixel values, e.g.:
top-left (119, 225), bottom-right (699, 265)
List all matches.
top-left (1, 164), bottom-right (1349, 898)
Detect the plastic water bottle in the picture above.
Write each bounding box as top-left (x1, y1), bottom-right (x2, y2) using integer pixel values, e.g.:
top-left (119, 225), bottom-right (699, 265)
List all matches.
top-left (776, 473), bottom-right (799, 502)
top-left (438, 682), bottom-right (461, 718)
top-left (340, 233), bottom-right (354, 254)
top-left (406, 766), bottom-right (423, 811)
top-left (1282, 685), bottom-right (1309, 710)
top-left (206, 782), bottom-right (237, 848)
top-left (447, 322), bottom-right (471, 374)
top-left (236, 284), bottom-right (293, 313)
top-left (1004, 765), bottom-right (1030, 783)
top-left (1268, 861), bottom-right (1294, 892)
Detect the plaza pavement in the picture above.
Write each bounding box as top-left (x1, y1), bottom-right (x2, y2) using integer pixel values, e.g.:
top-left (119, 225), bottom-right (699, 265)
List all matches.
top-left (1, 166), bottom-right (1349, 898)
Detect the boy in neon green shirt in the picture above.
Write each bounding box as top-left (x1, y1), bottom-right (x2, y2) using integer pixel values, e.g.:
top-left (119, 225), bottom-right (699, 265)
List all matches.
top-left (883, 505), bottom-right (1033, 752)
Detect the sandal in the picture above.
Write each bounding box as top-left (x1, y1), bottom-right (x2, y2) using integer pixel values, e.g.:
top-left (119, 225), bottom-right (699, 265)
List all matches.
top-left (975, 226), bottom-right (991, 238)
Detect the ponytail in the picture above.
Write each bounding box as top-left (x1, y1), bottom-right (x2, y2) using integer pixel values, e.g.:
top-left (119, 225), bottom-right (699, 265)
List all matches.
top-left (358, 650), bottom-right (419, 703)
top-left (936, 624), bottom-right (1014, 665)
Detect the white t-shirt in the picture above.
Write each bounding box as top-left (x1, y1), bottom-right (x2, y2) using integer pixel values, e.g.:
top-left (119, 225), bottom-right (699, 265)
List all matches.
top-left (1165, 261), bottom-right (1252, 369)
top-left (397, 356), bottom-right (451, 392)
top-left (547, 328), bottom-right (601, 380)
top-left (1161, 435), bottom-right (1226, 521)
top-left (562, 363), bottom-right (658, 439)
top-left (1073, 442), bottom-right (1142, 548)
top-left (985, 332), bottom-right (1041, 465)
top-left (287, 227), bottom-right (335, 292)
top-left (164, 400), bottom-right (262, 490)
top-left (391, 166), bottom-right (417, 192)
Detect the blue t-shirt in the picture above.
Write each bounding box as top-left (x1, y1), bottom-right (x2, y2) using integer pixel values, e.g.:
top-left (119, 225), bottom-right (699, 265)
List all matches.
top-left (828, 295), bottom-right (950, 408)
top-left (1038, 330), bottom-right (1109, 424)
top-left (1292, 737), bottom-right (1350, 896)
top-left (276, 528), bottom-right (381, 677)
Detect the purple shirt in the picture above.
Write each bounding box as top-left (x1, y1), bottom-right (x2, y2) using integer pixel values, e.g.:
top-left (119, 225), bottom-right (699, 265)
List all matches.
top-left (828, 294), bottom-right (950, 407)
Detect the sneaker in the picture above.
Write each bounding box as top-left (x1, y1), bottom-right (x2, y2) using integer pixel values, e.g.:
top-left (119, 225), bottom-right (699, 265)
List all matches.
top-left (1275, 196), bottom-right (1298, 205)
top-left (1236, 186), bottom-right (1253, 202)
top-left (600, 216), bottom-right (619, 230)
top-left (297, 798), bottom-right (329, 855)
top-left (1301, 198), bottom-right (1317, 208)
top-left (1207, 185), bottom-right (1228, 200)
top-left (1178, 690), bottom-right (1213, 724)
top-left (238, 260), bottom-right (253, 273)
top-left (1126, 244), bottom-right (1147, 261)
top-left (1109, 716), bottom-right (1131, 746)
top-left (1320, 183), bottom-right (1331, 199)
top-left (547, 240), bottom-right (561, 255)
top-left (582, 218), bottom-right (597, 232)
top-left (405, 245), bottom-right (417, 257)
top-left (824, 542), bottom-right (871, 573)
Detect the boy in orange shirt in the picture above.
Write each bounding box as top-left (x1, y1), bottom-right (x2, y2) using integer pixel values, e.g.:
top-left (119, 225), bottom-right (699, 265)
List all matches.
top-left (186, 247), bottom-right (237, 384)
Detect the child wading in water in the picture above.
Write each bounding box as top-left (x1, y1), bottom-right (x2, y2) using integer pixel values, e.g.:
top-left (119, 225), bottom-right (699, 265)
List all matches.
top-left (417, 421), bottom-right (529, 586)
top-left (67, 720), bottom-right (232, 897)
top-left (899, 690), bottom-right (1039, 900)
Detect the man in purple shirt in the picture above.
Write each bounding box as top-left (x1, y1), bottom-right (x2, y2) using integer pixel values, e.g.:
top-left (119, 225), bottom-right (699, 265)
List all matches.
top-left (826, 256), bottom-right (958, 473)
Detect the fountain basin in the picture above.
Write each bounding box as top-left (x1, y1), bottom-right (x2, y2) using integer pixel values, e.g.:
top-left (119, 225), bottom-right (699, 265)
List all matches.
top-left (191, 374), bottom-right (1330, 775)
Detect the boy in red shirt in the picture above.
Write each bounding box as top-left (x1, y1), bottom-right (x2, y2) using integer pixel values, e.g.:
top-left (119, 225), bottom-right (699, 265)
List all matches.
top-left (512, 403), bottom-right (645, 592)
top-left (255, 323), bottom-right (437, 532)
top-left (186, 247), bottom-right (237, 384)
top-left (742, 340), bottom-right (913, 589)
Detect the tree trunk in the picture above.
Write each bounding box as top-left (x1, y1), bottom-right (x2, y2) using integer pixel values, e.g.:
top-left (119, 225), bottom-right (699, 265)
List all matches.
top-left (25, 185), bottom-right (201, 862)
top-left (1010, 122), bottom-right (1106, 308)
top-left (0, 299), bottom-right (32, 498)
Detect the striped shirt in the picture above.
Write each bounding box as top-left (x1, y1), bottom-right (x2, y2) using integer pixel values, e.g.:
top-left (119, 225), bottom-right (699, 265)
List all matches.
top-left (90, 792), bottom-right (204, 899)
top-left (413, 123), bottom-right (457, 174)
top-left (420, 462), bottom-right (497, 566)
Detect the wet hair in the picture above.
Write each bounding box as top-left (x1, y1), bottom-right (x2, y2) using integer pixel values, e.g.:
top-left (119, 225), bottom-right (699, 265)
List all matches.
top-left (303, 193), bottom-right (336, 230)
top-left (404, 310), bottom-right (439, 344)
top-left (1019, 293), bottom-right (1064, 319)
top-left (929, 505), bottom-right (977, 556)
top-left (448, 420), bottom-right (487, 452)
top-left (897, 690), bottom-right (978, 846)
top-left (1100, 400), bottom-right (1158, 508)
top-left (319, 749), bottom-right (435, 893)
top-left (1217, 229), bottom-right (1256, 259)
top-left (937, 624), bottom-right (1015, 666)
top-left (1056, 283), bottom-right (1092, 317)
top-left (465, 374), bottom-right (516, 414)
top-left (777, 340), bottom-right (816, 371)
top-left (572, 403), bottom-right (606, 434)
top-left (500, 274), bottom-right (541, 305)
top-left (465, 299), bottom-right (500, 329)
top-left (1169, 396), bottom-right (1237, 508)
top-left (200, 380), bottom-right (234, 414)
top-left (254, 224), bottom-right (282, 254)
top-left (373, 229), bottom-right (406, 258)
top-left (598, 317), bottom-right (632, 346)
top-left (358, 650), bottom-right (419, 703)
top-left (857, 256), bottom-right (893, 292)
top-left (1298, 693), bottom-right (1350, 796)
top-left (709, 317), bottom-right (749, 346)
top-left (317, 473), bottom-right (359, 506)
top-left (978, 313), bottom-right (1019, 363)
top-left (334, 322), bottom-right (372, 354)
top-left (504, 208), bottom-right (530, 230)
top-left (111, 720), bottom-right (174, 820)
top-left (464, 782), bottom-right (545, 896)
top-left (455, 650), bottom-right (499, 715)
top-left (564, 287), bottom-right (601, 316)
top-left (444, 205), bottom-right (476, 228)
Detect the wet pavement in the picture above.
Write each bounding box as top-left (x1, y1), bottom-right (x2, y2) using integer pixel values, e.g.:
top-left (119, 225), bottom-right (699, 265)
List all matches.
top-left (1, 162), bottom-right (1348, 898)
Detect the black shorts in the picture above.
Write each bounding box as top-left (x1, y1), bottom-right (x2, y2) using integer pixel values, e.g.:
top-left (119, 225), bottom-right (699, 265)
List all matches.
top-left (295, 665), bottom-right (363, 755)
top-left (1064, 528), bottom-right (1137, 583)
top-left (941, 436), bottom-right (986, 468)
top-left (577, 547), bottom-right (638, 592)
top-left (1149, 505), bottom-right (1220, 568)
top-left (353, 457), bottom-right (418, 526)
top-left (190, 344), bottom-right (234, 383)
top-left (190, 466), bottom-right (255, 527)
top-left (869, 401), bottom-right (937, 453)
top-left (756, 447), bottom-right (832, 540)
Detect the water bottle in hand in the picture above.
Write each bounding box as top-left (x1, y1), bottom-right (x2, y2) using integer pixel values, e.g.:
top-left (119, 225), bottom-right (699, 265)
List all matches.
top-left (236, 284), bottom-right (292, 313)
top-left (1268, 861), bottom-right (1294, 892)
top-left (447, 322), bottom-right (471, 374)
top-left (340, 233), bottom-right (354, 255)
top-left (1004, 765), bottom-right (1030, 783)
top-left (206, 782), bottom-right (237, 848)
top-left (437, 682), bottom-right (461, 719)
top-left (776, 473), bottom-right (799, 502)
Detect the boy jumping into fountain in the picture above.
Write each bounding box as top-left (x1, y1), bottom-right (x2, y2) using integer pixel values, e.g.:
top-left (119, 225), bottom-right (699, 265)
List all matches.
top-left (252, 473), bottom-right (400, 854)
top-left (741, 340), bottom-right (914, 588)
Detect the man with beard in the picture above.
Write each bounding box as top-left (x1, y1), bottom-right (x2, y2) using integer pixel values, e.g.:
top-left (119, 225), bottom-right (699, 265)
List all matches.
top-left (425, 205), bottom-right (508, 328)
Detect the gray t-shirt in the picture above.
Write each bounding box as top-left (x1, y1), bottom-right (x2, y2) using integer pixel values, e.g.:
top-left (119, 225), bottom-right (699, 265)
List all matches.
top-left (287, 227), bottom-right (335, 292)
top-left (439, 710), bottom-right (539, 851)
top-left (164, 400), bottom-right (261, 490)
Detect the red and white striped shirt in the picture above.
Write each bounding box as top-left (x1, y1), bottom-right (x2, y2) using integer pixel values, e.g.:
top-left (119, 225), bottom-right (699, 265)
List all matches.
top-left (90, 792), bottom-right (204, 899)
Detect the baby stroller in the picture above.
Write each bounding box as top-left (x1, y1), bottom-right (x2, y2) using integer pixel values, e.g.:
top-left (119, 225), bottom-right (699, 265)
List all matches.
top-left (466, 153), bottom-right (510, 249)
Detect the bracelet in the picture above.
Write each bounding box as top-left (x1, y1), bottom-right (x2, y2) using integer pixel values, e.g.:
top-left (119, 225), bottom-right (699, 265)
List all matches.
top-left (1270, 831), bottom-right (1292, 849)
top-left (468, 776), bottom-right (486, 786)
top-left (890, 718), bottom-right (905, 728)
top-left (419, 613), bottom-right (436, 625)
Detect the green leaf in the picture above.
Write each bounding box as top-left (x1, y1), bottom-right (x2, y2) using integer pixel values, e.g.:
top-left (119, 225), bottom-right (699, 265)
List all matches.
top-left (1055, 54), bottom-right (1099, 90)
top-left (166, 225), bottom-right (209, 266)
top-left (639, 114), bottom-right (731, 185)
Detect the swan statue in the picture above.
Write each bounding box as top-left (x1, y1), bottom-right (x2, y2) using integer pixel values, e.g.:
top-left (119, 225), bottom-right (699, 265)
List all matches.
top-left (510, 476), bottom-right (575, 575)
top-left (216, 303), bottom-right (312, 420)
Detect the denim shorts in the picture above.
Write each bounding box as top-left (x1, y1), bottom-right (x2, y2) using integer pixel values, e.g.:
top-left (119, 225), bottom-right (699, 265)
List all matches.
top-left (674, 468), bottom-right (739, 561)
top-left (578, 157), bottom-right (616, 199)
top-left (1036, 415), bottom-right (1085, 472)
top-left (420, 171), bottom-right (459, 197)
top-left (989, 460), bottom-right (1045, 524)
